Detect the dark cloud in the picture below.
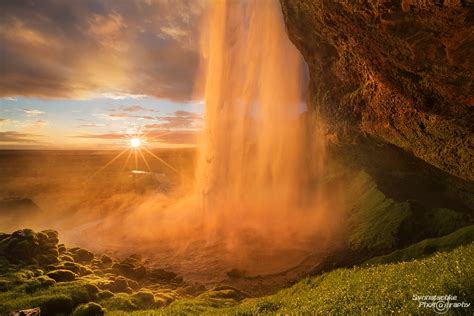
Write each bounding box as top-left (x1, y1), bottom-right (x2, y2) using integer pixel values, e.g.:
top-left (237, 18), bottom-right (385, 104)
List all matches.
top-left (0, 131), bottom-right (43, 143)
top-left (0, 0), bottom-right (205, 101)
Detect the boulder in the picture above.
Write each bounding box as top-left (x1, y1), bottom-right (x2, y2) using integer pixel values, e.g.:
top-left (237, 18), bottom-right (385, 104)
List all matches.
top-left (46, 269), bottom-right (76, 282)
top-left (72, 302), bottom-right (105, 316)
top-left (70, 248), bottom-right (94, 263)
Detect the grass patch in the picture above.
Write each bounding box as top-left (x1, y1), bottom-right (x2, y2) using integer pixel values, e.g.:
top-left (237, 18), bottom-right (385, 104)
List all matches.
top-left (365, 225), bottom-right (474, 265)
top-left (0, 281), bottom-right (91, 315)
top-left (347, 171), bottom-right (411, 252)
top-left (107, 244), bottom-right (474, 315)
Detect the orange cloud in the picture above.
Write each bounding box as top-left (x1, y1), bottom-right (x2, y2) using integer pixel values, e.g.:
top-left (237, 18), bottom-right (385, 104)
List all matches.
top-left (0, 0), bottom-right (206, 101)
top-left (0, 131), bottom-right (44, 143)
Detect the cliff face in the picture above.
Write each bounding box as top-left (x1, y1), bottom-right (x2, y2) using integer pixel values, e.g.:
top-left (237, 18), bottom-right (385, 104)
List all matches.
top-left (280, 0), bottom-right (473, 180)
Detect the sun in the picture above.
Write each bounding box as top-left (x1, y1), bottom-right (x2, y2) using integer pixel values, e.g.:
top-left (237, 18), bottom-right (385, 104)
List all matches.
top-left (130, 138), bottom-right (141, 149)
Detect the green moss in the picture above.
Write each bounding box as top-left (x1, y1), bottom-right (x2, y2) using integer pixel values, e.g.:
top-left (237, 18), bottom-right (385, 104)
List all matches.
top-left (131, 291), bottom-right (155, 309)
top-left (30, 294), bottom-right (74, 315)
top-left (347, 171), bottom-right (411, 251)
top-left (72, 302), bottom-right (105, 316)
top-left (47, 269), bottom-right (76, 282)
top-left (70, 248), bottom-right (95, 263)
top-left (429, 208), bottom-right (466, 236)
top-left (365, 225), bottom-right (474, 265)
top-left (120, 244), bottom-right (473, 316)
top-left (23, 276), bottom-right (56, 293)
top-left (100, 293), bottom-right (138, 311)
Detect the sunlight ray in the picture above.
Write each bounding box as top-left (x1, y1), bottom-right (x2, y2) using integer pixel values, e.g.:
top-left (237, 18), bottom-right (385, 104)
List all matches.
top-left (134, 150), bottom-right (138, 170)
top-left (121, 149), bottom-right (133, 171)
top-left (142, 146), bottom-right (190, 180)
top-left (138, 149), bottom-right (152, 172)
top-left (84, 148), bottom-right (128, 183)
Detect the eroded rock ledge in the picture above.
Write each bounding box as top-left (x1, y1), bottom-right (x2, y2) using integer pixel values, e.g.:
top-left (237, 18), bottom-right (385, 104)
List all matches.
top-left (281, 0), bottom-right (473, 180)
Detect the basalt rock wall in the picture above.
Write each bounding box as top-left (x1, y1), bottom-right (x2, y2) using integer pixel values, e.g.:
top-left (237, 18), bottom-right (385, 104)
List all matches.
top-left (281, 0), bottom-right (473, 180)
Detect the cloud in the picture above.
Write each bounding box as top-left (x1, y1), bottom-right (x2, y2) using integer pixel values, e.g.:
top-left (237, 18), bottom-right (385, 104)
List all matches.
top-left (0, 0), bottom-right (206, 101)
top-left (93, 112), bottom-right (158, 120)
top-left (76, 123), bottom-right (107, 128)
top-left (0, 131), bottom-right (43, 143)
top-left (70, 130), bottom-right (198, 144)
top-left (22, 108), bottom-right (45, 116)
top-left (71, 132), bottom-right (124, 140)
top-left (146, 130), bottom-right (198, 144)
top-left (30, 119), bottom-right (48, 128)
top-left (113, 105), bottom-right (159, 112)
top-left (145, 111), bottom-right (202, 130)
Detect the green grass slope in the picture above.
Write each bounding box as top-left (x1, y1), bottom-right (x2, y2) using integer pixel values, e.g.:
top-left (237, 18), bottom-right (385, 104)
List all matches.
top-left (108, 243), bottom-right (473, 315)
top-left (365, 224), bottom-right (474, 265)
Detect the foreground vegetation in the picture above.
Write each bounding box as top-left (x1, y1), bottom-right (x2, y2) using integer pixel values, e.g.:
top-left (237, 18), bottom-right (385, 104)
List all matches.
top-left (1, 228), bottom-right (472, 315)
top-left (111, 243), bottom-right (472, 315)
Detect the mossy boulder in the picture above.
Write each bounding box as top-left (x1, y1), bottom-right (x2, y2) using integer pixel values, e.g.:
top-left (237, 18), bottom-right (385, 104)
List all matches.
top-left (31, 294), bottom-right (74, 315)
top-left (106, 276), bottom-right (134, 293)
top-left (83, 283), bottom-right (100, 300)
top-left (0, 229), bottom-right (59, 265)
top-left (24, 276), bottom-right (56, 293)
top-left (98, 290), bottom-right (115, 299)
top-left (46, 269), bottom-right (76, 282)
top-left (70, 248), bottom-right (95, 263)
top-left (100, 255), bottom-right (112, 266)
top-left (111, 257), bottom-right (148, 280)
top-left (60, 254), bottom-right (75, 262)
top-left (148, 268), bottom-right (177, 281)
top-left (72, 302), bottom-right (105, 316)
top-left (132, 291), bottom-right (155, 308)
top-left (101, 293), bottom-right (138, 311)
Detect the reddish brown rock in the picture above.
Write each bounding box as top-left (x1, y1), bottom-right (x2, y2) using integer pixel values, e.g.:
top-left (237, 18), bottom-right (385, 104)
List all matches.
top-left (281, 0), bottom-right (473, 180)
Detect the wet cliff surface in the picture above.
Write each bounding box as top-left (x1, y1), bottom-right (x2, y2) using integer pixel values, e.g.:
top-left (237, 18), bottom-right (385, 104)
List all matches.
top-left (281, 0), bottom-right (473, 181)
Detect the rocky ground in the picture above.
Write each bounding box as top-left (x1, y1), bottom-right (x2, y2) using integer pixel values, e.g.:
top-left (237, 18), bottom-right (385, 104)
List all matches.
top-left (1, 226), bottom-right (472, 315)
top-left (0, 228), bottom-right (233, 315)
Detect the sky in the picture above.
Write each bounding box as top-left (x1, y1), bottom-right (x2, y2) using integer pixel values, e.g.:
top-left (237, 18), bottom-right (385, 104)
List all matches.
top-left (0, 0), bottom-right (206, 149)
